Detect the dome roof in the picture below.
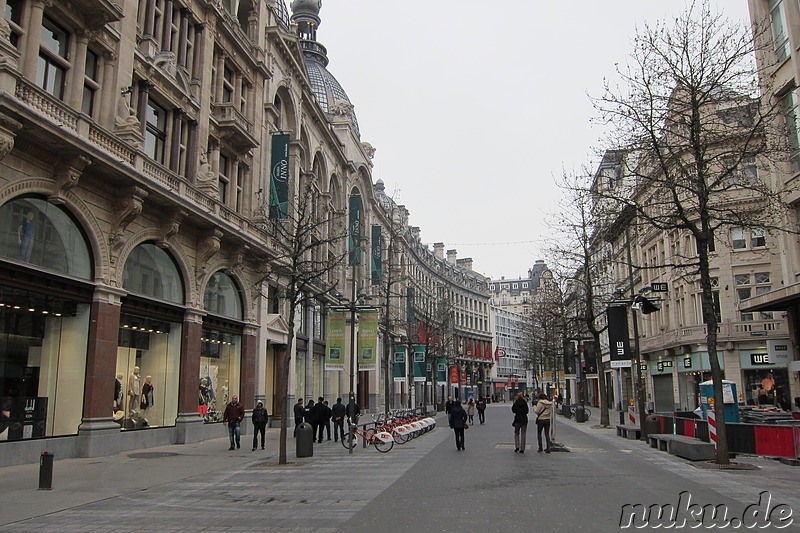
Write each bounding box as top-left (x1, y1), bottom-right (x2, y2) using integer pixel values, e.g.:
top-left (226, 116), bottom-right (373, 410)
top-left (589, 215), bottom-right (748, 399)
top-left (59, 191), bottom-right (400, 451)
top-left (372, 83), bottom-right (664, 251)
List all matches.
top-left (291, 2), bottom-right (360, 137)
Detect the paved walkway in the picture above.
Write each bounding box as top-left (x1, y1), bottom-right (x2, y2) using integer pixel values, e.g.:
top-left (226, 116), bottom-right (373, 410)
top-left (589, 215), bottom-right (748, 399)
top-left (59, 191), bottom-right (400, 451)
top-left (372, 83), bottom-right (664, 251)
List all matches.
top-left (1, 404), bottom-right (797, 532)
top-left (0, 414), bottom-right (450, 532)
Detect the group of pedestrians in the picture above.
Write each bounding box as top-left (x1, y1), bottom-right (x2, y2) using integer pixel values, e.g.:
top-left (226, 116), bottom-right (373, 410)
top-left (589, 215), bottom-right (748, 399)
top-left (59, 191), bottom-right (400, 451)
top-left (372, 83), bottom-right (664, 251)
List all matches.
top-left (446, 392), bottom-right (555, 454)
top-left (294, 394), bottom-right (361, 443)
top-left (512, 392), bottom-right (553, 453)
top-left (221, 395), bottom-right (271, 451)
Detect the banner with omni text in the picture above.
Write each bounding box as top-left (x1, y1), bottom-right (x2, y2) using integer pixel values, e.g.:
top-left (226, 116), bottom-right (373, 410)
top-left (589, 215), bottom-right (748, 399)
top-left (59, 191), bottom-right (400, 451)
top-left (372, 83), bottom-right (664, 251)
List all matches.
top-left (357, 311), bottom-right (378, 370)
top-left (325, 312), bottom-right (346, 370)
top-left (268, 134), bottom-right (290, 219)
top-left (371, 225), bottom-right (382, 285)
top-left (348, 194), bottom-right (362, 265)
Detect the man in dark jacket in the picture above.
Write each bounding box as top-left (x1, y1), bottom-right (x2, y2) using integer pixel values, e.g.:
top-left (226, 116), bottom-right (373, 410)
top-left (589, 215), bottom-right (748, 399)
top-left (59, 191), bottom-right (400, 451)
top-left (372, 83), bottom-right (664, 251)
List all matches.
top-left (313, 397), bottom-right (332, 443)
top-left (223, 395), bottom-right (245, 450)
top-left (448, 400), bottom-right (468, 451)
top-left (251, 401), bottom-right (269, 451)
top-left (331, 397), bottom-right (347, 442)
top-left (304, 399), bottom-right (317, 438)
top-left (445, 396), bottom-right (454, 415)
top-left (293, 398), bottom-right (305, 437)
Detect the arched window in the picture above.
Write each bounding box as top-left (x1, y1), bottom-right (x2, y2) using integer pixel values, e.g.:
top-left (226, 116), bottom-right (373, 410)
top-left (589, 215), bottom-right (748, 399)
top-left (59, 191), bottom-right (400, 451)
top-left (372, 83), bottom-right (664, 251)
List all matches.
top-left (204, 271), bottom-right (243, 320)
top-left (0, 197), bottom-right (92, 279)
top-left (122, 243), bottom-right (184, 304)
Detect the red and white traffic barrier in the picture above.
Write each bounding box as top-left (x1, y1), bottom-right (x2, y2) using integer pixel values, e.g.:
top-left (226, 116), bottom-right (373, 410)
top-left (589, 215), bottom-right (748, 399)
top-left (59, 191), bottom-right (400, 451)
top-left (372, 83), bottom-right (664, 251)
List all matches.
top-left (708, 406), bottom-right (717, 448)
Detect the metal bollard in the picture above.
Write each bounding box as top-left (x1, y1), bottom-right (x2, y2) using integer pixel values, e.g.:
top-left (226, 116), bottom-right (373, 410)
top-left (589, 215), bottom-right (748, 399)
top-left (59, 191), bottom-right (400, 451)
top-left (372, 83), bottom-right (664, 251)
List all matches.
top-left (38, 451), bottom-right (53, 490)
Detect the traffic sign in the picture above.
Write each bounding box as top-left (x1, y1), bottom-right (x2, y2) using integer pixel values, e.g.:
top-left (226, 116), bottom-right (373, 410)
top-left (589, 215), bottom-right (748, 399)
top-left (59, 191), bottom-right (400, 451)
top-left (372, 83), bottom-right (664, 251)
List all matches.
top-left (651, 282), bottom-right (668, 292)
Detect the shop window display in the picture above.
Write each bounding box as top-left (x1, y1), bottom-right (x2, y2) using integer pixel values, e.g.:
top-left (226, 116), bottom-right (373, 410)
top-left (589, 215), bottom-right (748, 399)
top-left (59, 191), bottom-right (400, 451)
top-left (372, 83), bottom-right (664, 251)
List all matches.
top-left (0, 197), bottom-right (92, 279)
top-left (199, 329), bottom-right (240, 422)
top-left (0, 286), bottom-right (90, 441)
top-left (116, 315), bottom-right (181, 429)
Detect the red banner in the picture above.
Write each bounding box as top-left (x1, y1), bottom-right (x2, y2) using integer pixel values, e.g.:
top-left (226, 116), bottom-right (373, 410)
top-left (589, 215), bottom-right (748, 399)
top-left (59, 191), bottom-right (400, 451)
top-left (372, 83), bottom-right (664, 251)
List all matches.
top-left (484, 342), bottom-right (491, 359)
top-left (466, 340), bottom-right (473, 357)
top-left (449, 365), bottom-right (459, 384)
top-left (460, 370), bottom-right (466, 384)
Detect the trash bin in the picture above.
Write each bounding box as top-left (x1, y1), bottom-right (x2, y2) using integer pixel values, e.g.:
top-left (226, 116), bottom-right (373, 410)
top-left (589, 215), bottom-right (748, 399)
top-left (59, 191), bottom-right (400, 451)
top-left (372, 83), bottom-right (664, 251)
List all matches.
top-left (574, 406), bottom-right (588, 423)
top-left (296, 422), bottom-right (313, 458)
top-left (645, 415), bottom-right (659, 436)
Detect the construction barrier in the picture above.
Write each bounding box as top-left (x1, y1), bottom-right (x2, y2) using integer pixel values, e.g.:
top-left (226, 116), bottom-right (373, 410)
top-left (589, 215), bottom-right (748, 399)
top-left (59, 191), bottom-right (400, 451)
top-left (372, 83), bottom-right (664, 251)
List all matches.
top-left (647, 414), bottom-right (800, 459)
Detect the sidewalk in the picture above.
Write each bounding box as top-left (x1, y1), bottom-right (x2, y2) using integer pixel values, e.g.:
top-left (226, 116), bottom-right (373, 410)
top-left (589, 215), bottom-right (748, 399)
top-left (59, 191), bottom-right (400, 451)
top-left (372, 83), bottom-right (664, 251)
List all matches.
top-left (0, 414), bottom-right (451, 532)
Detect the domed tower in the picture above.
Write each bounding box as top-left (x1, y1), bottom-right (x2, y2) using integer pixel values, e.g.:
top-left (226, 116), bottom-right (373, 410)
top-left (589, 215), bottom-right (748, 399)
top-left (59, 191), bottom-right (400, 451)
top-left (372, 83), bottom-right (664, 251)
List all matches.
top-left (290, 0), bottom-right (360, 137)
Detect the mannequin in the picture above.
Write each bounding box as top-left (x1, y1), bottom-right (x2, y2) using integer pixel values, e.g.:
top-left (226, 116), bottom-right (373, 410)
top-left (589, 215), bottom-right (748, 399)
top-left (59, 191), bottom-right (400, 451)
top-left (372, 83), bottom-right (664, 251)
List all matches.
top-left (199, 378), bottom-right (211, 415)
top-left (221, 380), bottom-right (229, 404)
top-left (114, 373), bottom-right (124, 412)
top-left (128, 366), bottom-right (141, 414)
top-left (140, 375), bottom-right (154, 411)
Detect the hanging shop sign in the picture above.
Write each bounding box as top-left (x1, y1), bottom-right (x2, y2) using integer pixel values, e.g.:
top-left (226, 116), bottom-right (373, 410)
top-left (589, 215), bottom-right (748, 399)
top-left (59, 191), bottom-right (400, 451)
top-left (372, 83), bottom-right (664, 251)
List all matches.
top-left (357, 311), bottom-right (378, 370)
top-left (268, 134), bottom-right (290, 219)
top-left (325, 312), bottom-right (346, 370)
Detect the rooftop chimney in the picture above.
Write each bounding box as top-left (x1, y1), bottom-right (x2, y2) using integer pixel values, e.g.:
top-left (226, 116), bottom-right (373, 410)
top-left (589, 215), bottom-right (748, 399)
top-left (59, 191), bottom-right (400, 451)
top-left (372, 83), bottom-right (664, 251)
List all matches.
top-left (433, 242), bottom-right (445, 260)
top-left (446, 249), bottom-right (457, 264)
top-left (457, 257), bottom-right (473, 271)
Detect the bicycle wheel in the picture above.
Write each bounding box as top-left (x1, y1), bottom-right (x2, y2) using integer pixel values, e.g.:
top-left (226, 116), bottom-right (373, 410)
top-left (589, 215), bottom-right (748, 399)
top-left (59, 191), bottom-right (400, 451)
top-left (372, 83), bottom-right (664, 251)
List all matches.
top-left (373, 436), bottom-right (394, 453)
top-left (392, 430), bottom-right (410, 444)
top-left (584, 408), bottom-right (592, 419)
top-left (341, 431), bottom-right (357, 449)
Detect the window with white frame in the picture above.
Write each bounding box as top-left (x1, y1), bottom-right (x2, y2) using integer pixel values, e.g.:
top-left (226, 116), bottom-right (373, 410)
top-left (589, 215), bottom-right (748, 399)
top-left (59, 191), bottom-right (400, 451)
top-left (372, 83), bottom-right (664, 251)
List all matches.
top-left (770, 0), bottom-right (790, 63)
top-left (780, 89), bottom-right (800, 172)
top-left (751, 227), bottom-right (766, 247)
top-left (731, 227), bottom-right (746, 249)
top-left (737, 272), bottom-right (773, 320)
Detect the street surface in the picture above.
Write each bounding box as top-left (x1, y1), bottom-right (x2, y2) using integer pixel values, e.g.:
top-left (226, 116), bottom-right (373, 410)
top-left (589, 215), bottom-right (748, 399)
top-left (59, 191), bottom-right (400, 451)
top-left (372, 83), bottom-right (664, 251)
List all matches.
top-left (0, 404), bottom-right (798, 532)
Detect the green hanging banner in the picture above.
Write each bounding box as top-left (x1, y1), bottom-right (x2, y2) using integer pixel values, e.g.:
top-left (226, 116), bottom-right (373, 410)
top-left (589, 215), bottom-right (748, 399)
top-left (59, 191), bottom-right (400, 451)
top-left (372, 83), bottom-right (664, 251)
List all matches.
top-left (413, 344), bottom-right (426, 382)
top-left (393, 345), bottom-right (406, 382)
top-left (348, 195), bottom-right (362, 265)
top-left (268, 134), bottom-right (290, 219)
top-left (437, 358), bottom-right (447, 382)
top-left (357, 311), bottom-right (379, 369)
top-left (371, 225), bottom-right (382, 285)
top-left (325, 312), bottom-right (346, 370)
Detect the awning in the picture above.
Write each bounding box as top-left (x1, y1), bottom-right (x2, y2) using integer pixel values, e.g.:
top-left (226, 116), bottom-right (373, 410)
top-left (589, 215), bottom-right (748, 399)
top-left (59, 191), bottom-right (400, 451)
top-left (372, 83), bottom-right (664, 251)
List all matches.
top-left (740, 282), bottom-right (800, 312)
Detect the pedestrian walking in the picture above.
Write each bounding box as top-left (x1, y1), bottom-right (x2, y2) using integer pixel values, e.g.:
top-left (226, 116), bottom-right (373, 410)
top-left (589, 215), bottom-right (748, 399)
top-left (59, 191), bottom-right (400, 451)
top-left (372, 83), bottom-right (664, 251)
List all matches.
top-left (251, 401), bottom-right (269, 451)
top-left (313, 397), bottom-right (331, 443)
top-left (511, 392), bottom-right (529, 453)
top-left (533, 392), bottom-right (553, 453)
top-left (222, 395), bottom-right (245, 450)
top-left (445, 396), bottom-right (454, 415)
top-left (331, 397), bottom-right (346, 441)
top-left (466, 399), bottom-right (475, 424)
top-left (293, 398), bottom-right (304, 437)
top-left (476, 397), bottom-right (486, 424)
top-left (448, 400), bottom-right (468, 451)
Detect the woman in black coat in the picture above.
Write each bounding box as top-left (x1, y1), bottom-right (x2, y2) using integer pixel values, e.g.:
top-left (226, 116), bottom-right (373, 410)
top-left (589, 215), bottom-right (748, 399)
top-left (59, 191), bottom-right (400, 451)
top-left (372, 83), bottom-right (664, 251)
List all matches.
top-left (448, 400), bottom-right (468, 451)
top-left (511, 392), bottom-right (529, 453)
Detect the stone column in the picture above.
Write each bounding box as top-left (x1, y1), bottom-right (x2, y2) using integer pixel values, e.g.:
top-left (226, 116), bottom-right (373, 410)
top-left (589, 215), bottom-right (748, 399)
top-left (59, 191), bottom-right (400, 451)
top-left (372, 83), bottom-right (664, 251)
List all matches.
top-left (170, 107), bottom-right (183, 173)
top-left (66, 31), bottom-right (89, 110)
top-left (175, 308), bottom-right (204, 444)
top-left (21, 0), bottom-right (51, 81)
top-left (161, 0), bottom-right (174, 53)
top-left (78, 286), bottom-right (125, 434)
top-left (177, 8), bottom-right (190, 68)
top-left (240, 324), bottom-right (258, 407)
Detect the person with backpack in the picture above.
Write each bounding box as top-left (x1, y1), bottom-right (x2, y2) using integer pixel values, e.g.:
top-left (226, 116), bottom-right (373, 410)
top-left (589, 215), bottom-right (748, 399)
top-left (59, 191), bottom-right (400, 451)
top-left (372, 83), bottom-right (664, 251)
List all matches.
top-left (251, 401), bottom-right (269, 451)
top-left (476, 397), bottom-right (487, 424)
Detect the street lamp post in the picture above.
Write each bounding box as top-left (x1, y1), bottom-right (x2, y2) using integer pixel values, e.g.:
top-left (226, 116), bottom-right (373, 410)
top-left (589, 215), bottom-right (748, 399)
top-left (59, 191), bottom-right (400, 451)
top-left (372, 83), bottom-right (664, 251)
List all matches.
top-left (330, 274), bottom-right (378, 454)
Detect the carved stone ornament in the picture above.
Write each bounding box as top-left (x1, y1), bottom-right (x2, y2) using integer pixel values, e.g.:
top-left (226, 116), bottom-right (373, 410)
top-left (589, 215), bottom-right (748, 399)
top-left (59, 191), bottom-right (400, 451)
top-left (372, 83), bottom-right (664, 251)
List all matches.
top-left (156, 209), bottom-right (187, 249)
top-left (196, 228), bottom-right (223, 277)
top-left (109, 186), bottom-right (148, 259)
top-left (329, 100), bottom-right (354, 117)
top-left (48, 155), bottom-right (91, 205)
top-left (196, 150), bottom-right (219, 197)
top-left (227, 244), bottom-right (250, 279)
top-left (153, 51), bottom-right (177, 78)
top-left (0, 114), bottom-right (21, 161)
top-left (361, 142), bottom-right (376, 159)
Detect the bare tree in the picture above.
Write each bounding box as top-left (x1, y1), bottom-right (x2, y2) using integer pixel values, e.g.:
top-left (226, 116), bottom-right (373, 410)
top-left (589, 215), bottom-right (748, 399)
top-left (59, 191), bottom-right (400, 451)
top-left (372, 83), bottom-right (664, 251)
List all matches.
top-left (255, 184), bottom-right (347, 464)
top-left (520, 272), bottom-right (566, 397)
top-left (548, 169), bottom-right (619, 427)
top-left (591, 1), bottom-right (793, 463)
top-left (414, 287), bottom-right (458, 411)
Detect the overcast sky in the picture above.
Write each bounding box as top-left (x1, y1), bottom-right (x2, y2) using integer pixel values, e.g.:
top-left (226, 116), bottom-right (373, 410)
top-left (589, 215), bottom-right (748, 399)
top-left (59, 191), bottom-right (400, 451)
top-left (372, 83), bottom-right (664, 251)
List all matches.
top-left (314, 1), bottom-right (753, 281)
